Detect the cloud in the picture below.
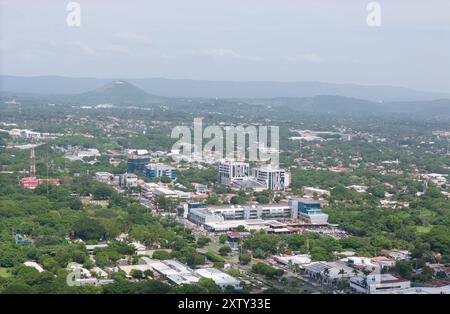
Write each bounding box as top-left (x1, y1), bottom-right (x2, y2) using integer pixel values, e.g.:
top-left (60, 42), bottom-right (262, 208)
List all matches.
top-left (160, 53), bottom-right (177, 59)
top-left (113, 32), bottom-right (151, 46)
top-left (284, 53), bottom-right (324, 63)
top-left (70, 41), bottom-right (97, 56)
top-left (0, 39), bottom-right (7, 52)
top-left (186, 48), bottom-right (262, 62)
top-left (203, 48), bottom-right (243, 59)
top-left (17, 51), bottom-right (35, 61)
top-left (107, 44), bottom-right (132, 55)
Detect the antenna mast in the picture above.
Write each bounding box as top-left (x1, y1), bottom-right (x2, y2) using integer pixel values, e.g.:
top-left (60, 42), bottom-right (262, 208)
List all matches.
top-left (30, 147), bottom-right (36, 177)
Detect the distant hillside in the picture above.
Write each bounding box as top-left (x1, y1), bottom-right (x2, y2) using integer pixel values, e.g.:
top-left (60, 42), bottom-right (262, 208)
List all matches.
top-left (249, 95), bottom-right (450, 116)
top-left (2, 75), bottom-right (449, 102)
top-left (72, 80), bottom-right (161, 105)
top-left (1, 88), bottom-right (449, 117)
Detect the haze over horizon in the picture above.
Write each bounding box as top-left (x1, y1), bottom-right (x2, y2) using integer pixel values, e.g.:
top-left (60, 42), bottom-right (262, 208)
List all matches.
top-left (1, 0), bottom-right (450, 93)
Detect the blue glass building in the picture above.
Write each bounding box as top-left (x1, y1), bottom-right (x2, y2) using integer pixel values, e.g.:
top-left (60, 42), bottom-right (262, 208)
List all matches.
top-left (145, 163), bottom-right (177, 180)
top-left (127, 155), bottom-right (150, 174)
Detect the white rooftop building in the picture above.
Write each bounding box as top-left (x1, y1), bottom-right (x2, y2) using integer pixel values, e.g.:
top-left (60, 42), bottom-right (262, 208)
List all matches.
top-left (126, 149), bottom-right (149, 156)
top-left (350, 274), bottom-right (411, 294)
top-left (273, 254), bottom-right (312, 267)
top-left (304, 262), bottom-right (354, 283)
top-left (195, 267), bottom-right (241, 289)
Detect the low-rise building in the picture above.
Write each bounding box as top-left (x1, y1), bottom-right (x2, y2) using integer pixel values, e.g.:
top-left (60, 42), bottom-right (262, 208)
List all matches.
top-left (193, 183), bottom-right (209, 195)
top-left (119, 173), bottom-right (138, 188)
top-left (118, 264), bottom-right (154, 278)
top-left (350, 274), bottom-right (411, 294)
top-left (342, 256), bottom-right (379, 271)
top-left (383, 249), bottom-right (411, 261)
top-left (95, 172), bottom-right (114, 184)
top-left (273, 254), bottom-right (312, 267)
top-left (304, 262), bottom-right (354, 284)
top-left (85, 243), bottom-right (108, 253)
top-left (195, 267), bottom-right (241, 289)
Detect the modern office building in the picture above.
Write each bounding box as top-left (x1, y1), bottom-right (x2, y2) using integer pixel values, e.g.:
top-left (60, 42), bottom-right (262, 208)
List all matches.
top-left (254, 166), bottom-right (287, 191)
top-left (218, 160), bottom-right (249, 185)
top-left (145, 163), bottom-right (177, 180)
top-left (187, 198), bottom-right (328, 228)
top-left (127, 155), bottom-right (150, 174)
top-left (187, 203), bottom-right (292, 225)
top-left (288, 198), bottom-right (328, 224)
top-left (188, 208), bottom-right (225, 225)
top-left (212, 204), bottom-right (292, 220)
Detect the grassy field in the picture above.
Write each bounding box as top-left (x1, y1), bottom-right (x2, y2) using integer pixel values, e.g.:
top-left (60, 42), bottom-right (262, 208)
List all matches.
top-left (0, 267), bottom-right (12, 278)
top-left (416, 225), bottom-right (432, 234)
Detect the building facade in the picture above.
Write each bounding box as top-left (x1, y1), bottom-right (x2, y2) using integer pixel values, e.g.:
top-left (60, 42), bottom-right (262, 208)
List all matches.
top-left (288, 198), bottom-right (329, 224)
top-left (127, 155), bottom-right (150, 174)
top-left (218, 160), bottom-right (249, 185)
top-left (119, 173), bottom-right (138, 188)
top-left (145, 163), bottom-right (177, 180)
top-left (350, 274), bottom-right (411, 294)
top-left (254, 166), bottom-right (287, 191)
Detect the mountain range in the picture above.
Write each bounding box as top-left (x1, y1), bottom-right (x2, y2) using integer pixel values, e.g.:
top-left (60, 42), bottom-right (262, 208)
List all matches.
top-left (1, 75), bottom-right (449, 102)
top-left (1, 77), bottom-right (450, 117)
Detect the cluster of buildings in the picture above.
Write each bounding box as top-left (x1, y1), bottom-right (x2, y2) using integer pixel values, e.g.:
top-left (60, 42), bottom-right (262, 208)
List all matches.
top-left (127, 153), bottom-right (177, 180)
top-left (424, 173), bottom-right (448, 187)
top-left (270, 249), bottom-right (450, 294)
top-left (95, 171), bottom-right (192, 210)
top-left (288, 129), bottom-right (352, 142)
top-left (275, 253), bottom-right (404, 293)
top-left (217, 160), bottom-right (289, 191)
top-left (186, 198), bottom-right (329, 232)
top-left (118, 258), bottom-right (241, 289)
top-left (61, 145), bottom-right (101, 162)
top-left (95, 171), bottom-right (138, 188)
top-left (1, 128), bottom-right (63, 140)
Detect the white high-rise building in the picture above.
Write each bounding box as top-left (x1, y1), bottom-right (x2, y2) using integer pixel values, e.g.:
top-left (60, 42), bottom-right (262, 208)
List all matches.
top-left (218, 160), bottom-right (250, 185)
top-left (254, 166), bottom-right (287, 191)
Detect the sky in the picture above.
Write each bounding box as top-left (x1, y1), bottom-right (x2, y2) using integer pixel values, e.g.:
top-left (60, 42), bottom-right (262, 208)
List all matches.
top-left (1, 0), bottom-right (449, 92)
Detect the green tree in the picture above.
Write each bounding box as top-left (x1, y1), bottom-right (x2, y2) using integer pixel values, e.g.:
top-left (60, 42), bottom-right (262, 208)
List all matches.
top-left (219, 245), bottom-right (232, 256)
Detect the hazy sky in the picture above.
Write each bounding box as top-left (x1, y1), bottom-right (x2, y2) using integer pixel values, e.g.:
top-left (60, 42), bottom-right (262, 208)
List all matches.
top-left (1, 0), bottom-right (449, 92)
